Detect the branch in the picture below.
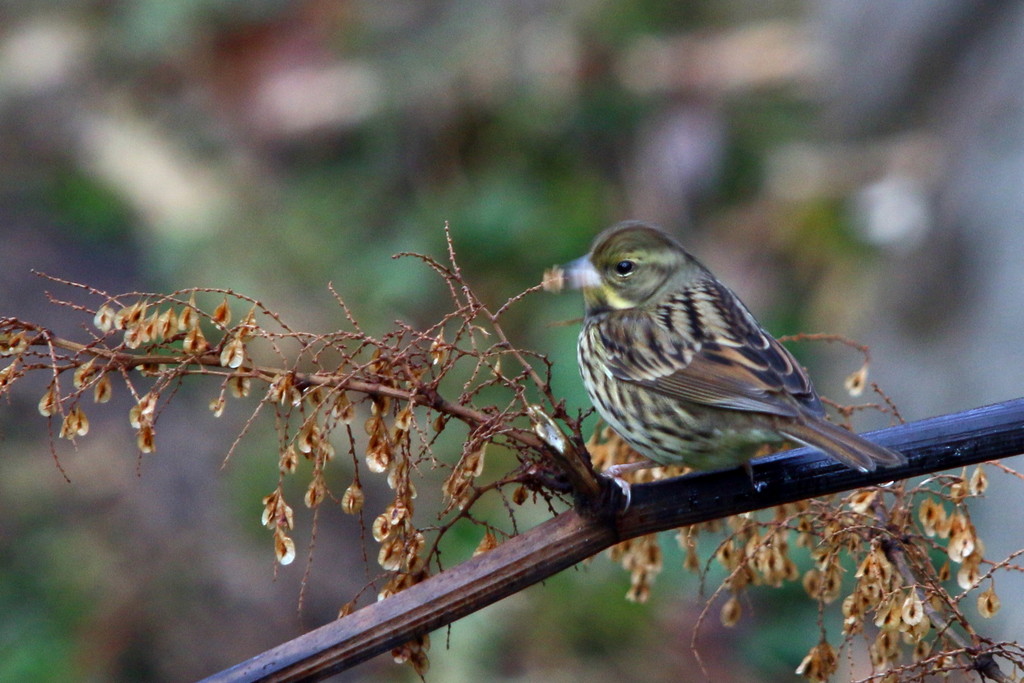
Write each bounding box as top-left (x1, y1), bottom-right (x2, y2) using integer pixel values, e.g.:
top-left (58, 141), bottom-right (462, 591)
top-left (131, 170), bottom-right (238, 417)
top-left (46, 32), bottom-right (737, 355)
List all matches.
top-left (10, 323), bottom-right (558, 456)
top-left (14, 322), bottom-right (605, 508)
top-left (201, 397), bottom-right (1024, 682)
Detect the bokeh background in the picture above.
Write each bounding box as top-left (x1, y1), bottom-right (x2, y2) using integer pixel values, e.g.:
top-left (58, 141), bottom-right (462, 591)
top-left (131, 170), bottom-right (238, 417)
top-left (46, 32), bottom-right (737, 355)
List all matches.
top-left (2, 1), bottom-right (1024, 681)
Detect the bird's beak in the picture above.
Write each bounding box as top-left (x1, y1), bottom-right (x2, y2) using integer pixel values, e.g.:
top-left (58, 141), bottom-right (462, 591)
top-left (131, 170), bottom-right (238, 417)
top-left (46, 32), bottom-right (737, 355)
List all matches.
top-left (560, 255), bottom-right (601, 291)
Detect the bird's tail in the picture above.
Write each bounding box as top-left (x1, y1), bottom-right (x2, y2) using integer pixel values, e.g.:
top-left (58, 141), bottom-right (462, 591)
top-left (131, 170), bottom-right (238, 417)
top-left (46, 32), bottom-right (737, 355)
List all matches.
top-left (779, 416), bottom-right (905, 472)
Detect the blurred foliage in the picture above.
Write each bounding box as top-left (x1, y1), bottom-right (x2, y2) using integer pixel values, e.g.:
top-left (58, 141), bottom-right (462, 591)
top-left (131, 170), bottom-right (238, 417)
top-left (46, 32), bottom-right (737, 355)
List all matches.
top-left (0, 1), bottom-right (917, 681)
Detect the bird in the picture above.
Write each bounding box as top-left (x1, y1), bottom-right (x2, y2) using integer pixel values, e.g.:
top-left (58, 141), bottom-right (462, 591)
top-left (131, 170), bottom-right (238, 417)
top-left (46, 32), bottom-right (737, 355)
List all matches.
top-left (555, 221), bottom-right (905, 494)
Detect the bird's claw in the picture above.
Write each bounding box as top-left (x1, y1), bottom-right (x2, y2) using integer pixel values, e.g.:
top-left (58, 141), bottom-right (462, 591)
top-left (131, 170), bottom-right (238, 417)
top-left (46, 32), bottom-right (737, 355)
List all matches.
top-left (601, 471), bottom-right (632, 510)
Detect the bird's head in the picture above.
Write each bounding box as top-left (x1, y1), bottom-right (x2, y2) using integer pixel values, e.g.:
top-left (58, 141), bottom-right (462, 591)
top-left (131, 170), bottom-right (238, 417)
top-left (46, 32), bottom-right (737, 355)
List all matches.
top-left (561, 221), bottom-right (705, 316)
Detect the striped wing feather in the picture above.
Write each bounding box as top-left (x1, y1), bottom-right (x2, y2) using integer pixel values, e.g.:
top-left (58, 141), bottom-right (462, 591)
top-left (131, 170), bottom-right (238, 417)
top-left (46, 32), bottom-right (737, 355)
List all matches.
top-left (595, 280), bottom-right (824, 419)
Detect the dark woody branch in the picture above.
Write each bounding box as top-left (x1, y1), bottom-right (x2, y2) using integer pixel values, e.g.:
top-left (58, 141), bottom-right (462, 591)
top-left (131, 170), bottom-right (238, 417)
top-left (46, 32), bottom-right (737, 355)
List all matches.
top-left (202, 397), bottom-right (1024, 683)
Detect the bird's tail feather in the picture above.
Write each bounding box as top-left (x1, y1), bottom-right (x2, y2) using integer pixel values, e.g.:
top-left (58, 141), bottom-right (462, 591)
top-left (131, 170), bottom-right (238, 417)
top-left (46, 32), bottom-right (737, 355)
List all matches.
top-left (780, 417), bottom-right (905, 472)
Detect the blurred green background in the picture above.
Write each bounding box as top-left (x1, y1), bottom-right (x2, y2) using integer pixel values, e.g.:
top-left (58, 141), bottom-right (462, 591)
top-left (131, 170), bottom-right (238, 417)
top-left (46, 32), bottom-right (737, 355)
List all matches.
top-left (3, 1), bottom-right (1024, 681)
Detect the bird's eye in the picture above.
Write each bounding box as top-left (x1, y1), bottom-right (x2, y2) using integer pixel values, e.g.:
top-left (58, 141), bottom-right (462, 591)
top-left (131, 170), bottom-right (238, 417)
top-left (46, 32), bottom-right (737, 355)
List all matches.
top-left (613, 260), bottom-right (635, 277)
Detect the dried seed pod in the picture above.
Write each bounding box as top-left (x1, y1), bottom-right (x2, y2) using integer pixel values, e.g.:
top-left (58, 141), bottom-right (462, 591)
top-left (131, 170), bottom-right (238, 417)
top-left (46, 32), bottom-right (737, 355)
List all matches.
top-left (366, 438), bottom-right (392, 474)
top-left (178, 295), bottom-right (198, 331)
top-left (464, 444), bottom-right (486, 478)
top-left (319, 440), bottom-right (335, 461)
top-left (93, 305), bottom-right (115, 331)
top-left (846, 489), bottom-right (877, 514)
top-left (0, 331), bottom-right (28, 356)
top-left (138, 363), bottom-right (161, 377)
top-left (901, 590), bottom-right (925, 627)
top-left (844, 364), bottom-right (867, 397)
top-left (716, 540), bottom-right (738, 571)
top-left (474, 531), bottom-right (498, 557)
top-left (918, 498), bottom-right (946, 538)
top-left (874, 594), bottom-right (902, 631)
top-left (821, 562), bottom-right (843, 604)
top-left (803, 569), bottom-right (822, 599)
top-left (183, 325), bottom-right (208, 355)
top-left (378, 537), bottom-right (404, 571)
top-left (297, 420), bottom-right (321, 454)
top-left (856, 543), bottom-right (893, 585)
top-left (274, 528), bottom-right (296, 566)
top-left (372, 513), bottom-right (392, 543)
top-left (0, 363), bottom-right (17, 389)
top-left (957, 556), bottom-right (982, 590)
top-left (261, 491), bottom-right (280, 528)
top-left (342, 482), bottom-right (364, 515)
top-left (304, 477), bottom-right (325, 508)
top-left (511, 485), bottom-right (528, 506)
top-left (978, 583), bottom-right (1000, 618)
top-left (142, 310), bottom-right (160, 343)
top-left (441, 468), bottom-right (471, 511)
top-left (795, 640), bottom-right (837, 682)
top-left (115, 301), bottom-right (146, 330)
top-left (541, 266), bottom-right (566, 293)
top-left (137, 424), bottom-right (155, 453)
top-left (429, 331), bottom-right (447, 366)
top-left (389, 501), bottom-right (410, 527)
top-left (268, 373), bottom-right (296, 405)
top-left (238, 307), bottom-right (258, 342)
top-left (387, 457), bottom-right (410, 492)
top-left (157, 308), bottom-right (176, 339)
top-left (219, 335), bottom-right (246, 369)
top-left (260, 491), bottom-right (293, 531)
top-left (209, 396), bottom-right (225, 417)
top-left (626, 571), bottom-right (652, 603)
top-left (123, 325), bottom-right (144, 349)
top-left (947, 513), bottom-right (976, 563)
top-left (303, 386), bottom-right (326, 410)
top-left (683, 543), bottom-right (700, 573)
top-left (969, 465), bottom-right (989, 496)
top-left (842, 594), bottom-right (864, 635)
top-left (59, 405), bottom-right (89, 438)
top-left (93, 375), bottom-right (112, 403)
top-left (229, 373), bottom-right (251, 398)
top-left (720, 595), bottom-right (742, 627)
top-left (279, 445), bottom-right (298, 474)
top-left (213, 297), bottom-right (231, 326)
top-left (73, 359), bottom-right (97, 389)
top-left (74, 406), bottom-right (90, 436)
top-left (912, 638), bottom-right (932, 663)
top-left (332, 392), bottom-right (355, 424)
top-left (394, 405), bottom-right (413, 432)
top-left (370, 395), bottom-right (390, 416)
top-left (38, 384), bottom-right (58, 417)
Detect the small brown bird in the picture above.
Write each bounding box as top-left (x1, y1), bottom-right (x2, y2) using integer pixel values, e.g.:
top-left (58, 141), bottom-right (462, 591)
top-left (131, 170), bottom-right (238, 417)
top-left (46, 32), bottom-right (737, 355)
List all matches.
top-left (558, 221), bottom-right (904, 486)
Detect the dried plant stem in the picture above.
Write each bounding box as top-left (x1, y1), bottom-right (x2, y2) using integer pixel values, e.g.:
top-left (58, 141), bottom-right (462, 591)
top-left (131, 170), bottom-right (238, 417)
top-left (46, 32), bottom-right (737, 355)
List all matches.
top-left (203, 396), bottom-right (1024, 682)
top-left (25, 325), bottom-right (533, 444)
top-left (15, 323), bottom-right (607, 501)
top-left (884, 538), bottom-right (1010, 682)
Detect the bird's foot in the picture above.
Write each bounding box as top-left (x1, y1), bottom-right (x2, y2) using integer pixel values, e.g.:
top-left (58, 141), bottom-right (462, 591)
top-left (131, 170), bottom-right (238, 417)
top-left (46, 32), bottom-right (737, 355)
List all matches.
top-left (601, 458), bottom-right (657, 511)
top-left (600, 472), bottom-right (632, 510)
top-left (742, 461), bottom-right (768, 492)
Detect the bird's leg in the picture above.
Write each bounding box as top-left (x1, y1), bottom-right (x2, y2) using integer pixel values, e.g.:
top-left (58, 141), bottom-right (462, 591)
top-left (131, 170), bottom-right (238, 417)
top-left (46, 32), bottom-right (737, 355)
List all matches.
top-left (742, 460), bottom-right (768, 492)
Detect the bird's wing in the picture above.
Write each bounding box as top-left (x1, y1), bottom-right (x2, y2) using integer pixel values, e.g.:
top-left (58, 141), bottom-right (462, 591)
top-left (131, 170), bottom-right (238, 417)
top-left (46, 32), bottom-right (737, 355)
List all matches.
top-left (595, 283), bottom-right (824, 418)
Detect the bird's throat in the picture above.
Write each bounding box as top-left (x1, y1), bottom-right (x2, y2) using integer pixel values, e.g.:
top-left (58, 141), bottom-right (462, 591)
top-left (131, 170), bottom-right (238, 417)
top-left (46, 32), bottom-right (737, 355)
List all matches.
top-left (584, 288), bottom-right (634, 316)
